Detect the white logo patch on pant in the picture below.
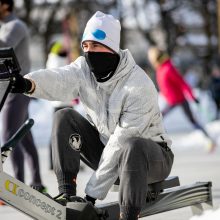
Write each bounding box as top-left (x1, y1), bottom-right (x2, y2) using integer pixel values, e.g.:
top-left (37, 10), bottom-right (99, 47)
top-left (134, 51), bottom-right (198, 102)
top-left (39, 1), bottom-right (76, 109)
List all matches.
top-left (69, 133), bottom-right (82, 151)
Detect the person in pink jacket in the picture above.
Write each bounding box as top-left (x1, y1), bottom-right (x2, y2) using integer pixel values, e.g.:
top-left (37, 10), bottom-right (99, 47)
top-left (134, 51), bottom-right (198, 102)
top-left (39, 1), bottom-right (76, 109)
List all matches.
top-left (148, 46), bottom-right (215, 152)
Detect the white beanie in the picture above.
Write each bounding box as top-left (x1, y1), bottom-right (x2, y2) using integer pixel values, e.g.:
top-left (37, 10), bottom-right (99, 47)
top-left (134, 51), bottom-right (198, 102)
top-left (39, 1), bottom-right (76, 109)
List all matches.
top-left (82, 11), bottom-right (121, 53)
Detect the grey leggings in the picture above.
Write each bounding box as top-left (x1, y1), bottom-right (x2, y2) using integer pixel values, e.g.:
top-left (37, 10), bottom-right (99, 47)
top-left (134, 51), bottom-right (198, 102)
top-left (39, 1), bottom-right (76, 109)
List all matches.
top-left (52, 108), bottom-right (174, 212)
top-left (1, 93), bottom-right (42, 185)
top-left (162, 100), bottom-right (211, 138)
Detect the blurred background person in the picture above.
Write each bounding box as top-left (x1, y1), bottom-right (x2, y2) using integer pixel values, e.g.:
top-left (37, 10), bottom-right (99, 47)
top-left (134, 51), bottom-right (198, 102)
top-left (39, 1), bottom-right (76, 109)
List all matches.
top-left (46, 40), bottom-right (73, 170)
top-left (46, 41), bottom-right (69, 68)
top-left (147, 46), bottom-right (216, 152)
top-left (46, 40), bottom-right (83, 170)
top-left (0, 0), bottom-right (45, 204)
top-left (209, 64), bottom-right (220, 120)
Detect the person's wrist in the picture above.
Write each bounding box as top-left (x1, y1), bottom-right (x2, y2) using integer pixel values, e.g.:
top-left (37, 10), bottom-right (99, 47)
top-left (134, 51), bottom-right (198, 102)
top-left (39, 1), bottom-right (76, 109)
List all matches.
top-left (85, 195), bottom-right (96, 205)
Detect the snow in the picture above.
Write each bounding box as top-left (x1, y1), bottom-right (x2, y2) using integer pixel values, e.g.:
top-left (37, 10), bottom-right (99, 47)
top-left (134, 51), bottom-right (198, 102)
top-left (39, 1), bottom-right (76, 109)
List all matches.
top-left (190, 208), bottom-right (220, 220)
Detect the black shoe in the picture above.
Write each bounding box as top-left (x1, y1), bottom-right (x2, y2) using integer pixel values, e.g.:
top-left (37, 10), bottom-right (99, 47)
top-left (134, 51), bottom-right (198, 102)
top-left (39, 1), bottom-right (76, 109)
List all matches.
top-left (54, 193), bottom-right (70, 206)
top-left (31, 185), bottom-right (53, 199)
top-left (31, 185), bottom-right (47, 193)
top-left (54, 193), bottom-right (85, 206)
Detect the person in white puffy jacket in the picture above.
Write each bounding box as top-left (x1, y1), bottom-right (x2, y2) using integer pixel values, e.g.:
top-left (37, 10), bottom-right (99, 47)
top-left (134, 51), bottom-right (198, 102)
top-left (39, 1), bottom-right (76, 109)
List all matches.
top-left (10, 11), bottom-right (174, 220)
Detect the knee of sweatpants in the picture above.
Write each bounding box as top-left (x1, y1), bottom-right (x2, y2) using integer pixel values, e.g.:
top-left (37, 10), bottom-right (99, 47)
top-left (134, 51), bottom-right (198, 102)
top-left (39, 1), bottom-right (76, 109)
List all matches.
top-left (53, 108), bottom-right (78, 126)
top-left (52, 108), bottom-right (73, 133)
top-left (120, 137), bottom-right (152, 165)
top-left (54, 107), bottom-right (72, 120)
top-left (123, 137), bottom-right (153, 153)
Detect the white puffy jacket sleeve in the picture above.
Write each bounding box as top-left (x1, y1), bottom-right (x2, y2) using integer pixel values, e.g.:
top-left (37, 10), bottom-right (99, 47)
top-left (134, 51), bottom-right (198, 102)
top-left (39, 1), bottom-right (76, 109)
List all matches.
top-left (25, 58), bottom-right (84, 101)
top-left (85, 78), bottom-right (160, 200)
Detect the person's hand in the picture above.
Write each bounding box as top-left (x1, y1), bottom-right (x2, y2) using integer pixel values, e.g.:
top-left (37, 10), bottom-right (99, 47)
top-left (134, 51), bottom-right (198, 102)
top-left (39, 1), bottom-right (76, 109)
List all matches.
top-left (194, 98), bottom-right (200, 104)
top-left (10, 74), bottom-right (33, 93)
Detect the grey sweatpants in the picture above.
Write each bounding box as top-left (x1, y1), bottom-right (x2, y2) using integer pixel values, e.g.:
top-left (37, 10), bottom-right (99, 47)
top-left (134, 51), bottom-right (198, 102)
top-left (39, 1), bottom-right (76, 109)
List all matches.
top-left (1, 93), bottom-right (42, 185)
top-left (52, 108), bottom-right (174, 213)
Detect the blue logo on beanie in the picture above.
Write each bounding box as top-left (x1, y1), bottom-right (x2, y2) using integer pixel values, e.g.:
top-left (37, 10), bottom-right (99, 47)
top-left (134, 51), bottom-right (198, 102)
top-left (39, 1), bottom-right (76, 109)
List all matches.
top-left (92, 29), bottom-right (106, 40)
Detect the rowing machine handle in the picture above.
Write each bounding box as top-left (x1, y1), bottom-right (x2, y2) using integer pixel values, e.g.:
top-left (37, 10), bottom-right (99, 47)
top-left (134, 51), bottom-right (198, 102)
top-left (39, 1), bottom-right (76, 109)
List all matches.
top-left (1, 118), bottom-right (34, 163)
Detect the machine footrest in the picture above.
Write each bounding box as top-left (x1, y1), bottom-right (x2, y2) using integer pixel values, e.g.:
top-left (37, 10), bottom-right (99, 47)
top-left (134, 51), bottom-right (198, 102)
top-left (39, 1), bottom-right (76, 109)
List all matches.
top-left (98, 182), bottom-right (212, 220)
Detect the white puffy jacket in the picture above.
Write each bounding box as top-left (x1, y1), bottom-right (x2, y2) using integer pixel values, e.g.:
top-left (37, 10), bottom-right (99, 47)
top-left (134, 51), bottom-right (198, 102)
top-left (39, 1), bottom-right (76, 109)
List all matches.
top-left (25, 49), bottom-right (171, 200)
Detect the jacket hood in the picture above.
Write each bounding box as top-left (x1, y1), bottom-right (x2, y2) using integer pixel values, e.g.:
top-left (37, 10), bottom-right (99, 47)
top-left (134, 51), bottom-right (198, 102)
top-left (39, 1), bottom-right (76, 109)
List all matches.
top-left (95, 49), bottom-right (136, 90)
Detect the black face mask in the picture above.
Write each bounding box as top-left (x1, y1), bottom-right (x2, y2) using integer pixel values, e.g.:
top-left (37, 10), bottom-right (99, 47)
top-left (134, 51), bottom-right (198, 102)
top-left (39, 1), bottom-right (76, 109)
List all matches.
top-left (84, 52), bottom-right (120, 82)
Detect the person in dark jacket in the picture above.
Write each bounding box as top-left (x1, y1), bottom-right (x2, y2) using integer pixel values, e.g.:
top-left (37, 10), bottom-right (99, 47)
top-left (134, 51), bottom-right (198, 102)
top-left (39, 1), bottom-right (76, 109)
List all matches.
top-left (0, 0), bottom-right (45, 198)
top-left (209, 64), bottom-right (220, 120)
